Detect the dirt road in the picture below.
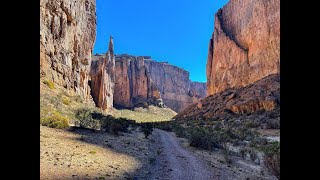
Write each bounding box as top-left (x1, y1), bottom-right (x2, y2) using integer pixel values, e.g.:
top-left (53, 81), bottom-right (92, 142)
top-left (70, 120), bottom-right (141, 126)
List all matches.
top-left (149, 129), bottom-right (215, 180)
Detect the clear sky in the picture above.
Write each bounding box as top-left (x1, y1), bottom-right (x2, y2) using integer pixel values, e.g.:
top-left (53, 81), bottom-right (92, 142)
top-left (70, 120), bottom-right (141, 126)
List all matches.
top-left (93, 0), bottom-right (229, 82)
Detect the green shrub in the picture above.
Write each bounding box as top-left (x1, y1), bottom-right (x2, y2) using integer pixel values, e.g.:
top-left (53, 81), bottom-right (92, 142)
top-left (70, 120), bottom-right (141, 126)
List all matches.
top-left (154, 121), bottom-right (173, 131)
top-left (189, 127), bottom-right (221, 150)
top-left (75, 108), bottom-right (100, 129)
top-left (263, 142), bottom-right (280, 179)
top-left (41, 111), bottom-right (69, 129)
top-left (99, 115), bottom-right (135, 135)
top-left (266, 119), bottom-right (280, 129)
top-left (244, 120), bottom-right (260, 128)
top-left (172, 123), bottom-right (187, 138)
top-left (110, 122), bottom-right (123, 135)
top-left (140, 123), bottom-right (154, 138)
top-left (43, 80), bottom-right (55, 89)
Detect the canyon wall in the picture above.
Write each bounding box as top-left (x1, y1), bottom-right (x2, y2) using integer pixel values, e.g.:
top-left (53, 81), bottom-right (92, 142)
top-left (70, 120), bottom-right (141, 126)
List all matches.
top-left (89, 37), bottom-right (115, 110)
top-left (40, 0), bottom-right (96, 100)
top-left (91, 54), bottom-right (206, 112)
top-left (206, 0), bottom-right (280, 95)
top-left (113, 55), bottom-right (163, 108)
top-left (144, 59), bottom-right (206, 112)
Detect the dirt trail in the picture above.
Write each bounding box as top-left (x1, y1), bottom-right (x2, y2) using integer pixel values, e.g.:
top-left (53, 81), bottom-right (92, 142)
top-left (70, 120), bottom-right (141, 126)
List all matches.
top-left (149, 129), bottom-right (215, 180)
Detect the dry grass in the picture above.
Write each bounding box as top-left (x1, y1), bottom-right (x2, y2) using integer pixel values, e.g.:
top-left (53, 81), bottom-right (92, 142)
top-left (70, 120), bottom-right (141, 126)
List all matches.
top-left (40, 125), bottom-right (148, 180)
top-left (43, 79), bottom-right (55, 89)
top-left (40, 80), bottom-right (104, 127)
top-left (112, 106), bottom-right (177, 123)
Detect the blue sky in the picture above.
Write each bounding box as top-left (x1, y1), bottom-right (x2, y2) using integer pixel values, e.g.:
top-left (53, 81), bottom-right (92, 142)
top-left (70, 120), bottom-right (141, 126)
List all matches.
top-left (93, 0), bottom-right (229, 82)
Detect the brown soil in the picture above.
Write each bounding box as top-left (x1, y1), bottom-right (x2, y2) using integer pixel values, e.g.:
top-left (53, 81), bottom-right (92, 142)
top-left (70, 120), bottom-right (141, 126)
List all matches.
top-left (40, 125), bottom-right (155, 180)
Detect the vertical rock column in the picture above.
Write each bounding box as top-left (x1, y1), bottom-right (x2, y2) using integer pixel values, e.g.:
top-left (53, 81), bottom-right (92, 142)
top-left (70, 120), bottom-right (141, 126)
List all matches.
top-left (89, 37), bottom-right (115, 110)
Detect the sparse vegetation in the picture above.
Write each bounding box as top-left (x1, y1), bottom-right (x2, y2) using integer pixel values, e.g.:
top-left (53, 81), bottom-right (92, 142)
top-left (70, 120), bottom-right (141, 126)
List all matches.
top-left (259, 142), bottom-right (280, 179)
top-left (43, 79), bottom-right (55, 89)
top-left (61, 95), bottom-right (72, 105)
top-left (155, 117), bottom-right (279, 167)
top-left (89, 150), bottom-right (96, 154)
top-left (266, 118), bottom-right (280, 129)
top-left (75, 108), bottom-right (101, 130)
top-left (40, 111), bottom-right (69, 129)
top-left (140, 123), bottom-right (154, 138)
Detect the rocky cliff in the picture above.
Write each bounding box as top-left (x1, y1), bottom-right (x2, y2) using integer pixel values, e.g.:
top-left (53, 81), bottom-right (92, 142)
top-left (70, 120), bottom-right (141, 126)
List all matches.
top-left (91, 54), bottom-right (206, 112)
top-left (89, 37), bottom-right (115, 110)
top-left (113, 55), bottom-right (163, 108)
top-left (206, 0), bottom-right (280, 95)
top-left (40, 0), bottom-right (96, 100)
top-left (144, 59), bottom-right (206, 112)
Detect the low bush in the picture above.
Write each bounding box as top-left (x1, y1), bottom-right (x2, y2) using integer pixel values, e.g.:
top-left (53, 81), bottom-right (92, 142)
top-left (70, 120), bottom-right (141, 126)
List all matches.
top-left (154, 121), bottom-right (173, 131)
top-left (266, 118), bottom-right (280, 129)
top-left (75, 108), bottom-right (100, 130)
top-left (262, 142), bottom-right (280, 179)
top-left (140, 123), bottom-right (154, 138)
top-left (189, 127), bottom-right (222, 150)
top-left (43, 80), bottom-right (55, 89)
top-left (61, 96), bottom-right (72, 105)
top-left (40, 111), bottom-right (69, 129)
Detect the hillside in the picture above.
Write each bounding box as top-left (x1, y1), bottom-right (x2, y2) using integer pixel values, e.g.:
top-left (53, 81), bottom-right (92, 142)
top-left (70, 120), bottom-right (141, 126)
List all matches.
top-left (175, 74), bottom-right (280, 124)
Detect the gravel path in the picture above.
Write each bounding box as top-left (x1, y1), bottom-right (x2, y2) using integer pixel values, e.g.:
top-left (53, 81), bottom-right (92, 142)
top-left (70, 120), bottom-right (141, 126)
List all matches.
top-left (149, 129), bottom-right (215, 180)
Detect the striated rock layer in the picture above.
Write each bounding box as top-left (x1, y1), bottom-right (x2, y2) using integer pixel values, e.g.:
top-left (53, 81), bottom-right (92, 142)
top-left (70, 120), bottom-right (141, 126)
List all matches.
top-left (89, 37), bottom-right (115, 110)
top-left (40, 0), bottom-right (96, 100)
top-left (206, 0), bottom-right (280, 95)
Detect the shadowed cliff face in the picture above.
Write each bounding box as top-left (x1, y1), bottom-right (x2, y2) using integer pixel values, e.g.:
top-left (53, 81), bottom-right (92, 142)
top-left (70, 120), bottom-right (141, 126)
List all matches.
top-left (207, 0), bottom-right (280, 95)
top-left (40, 0), bottom-right (96, 100)
top-left (144, 60), bottom-right (206, 112)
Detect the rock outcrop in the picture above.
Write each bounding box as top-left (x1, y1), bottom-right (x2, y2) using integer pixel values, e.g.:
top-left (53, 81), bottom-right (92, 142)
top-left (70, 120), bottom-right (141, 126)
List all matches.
top-left (89, 37), bottom-right (115, 110)
top-left (40, 0), bottom-right (96, 100)
top-left (175, 74), bottom-right (280, 121)
top-left (206, 0), bottom-right (280, 95)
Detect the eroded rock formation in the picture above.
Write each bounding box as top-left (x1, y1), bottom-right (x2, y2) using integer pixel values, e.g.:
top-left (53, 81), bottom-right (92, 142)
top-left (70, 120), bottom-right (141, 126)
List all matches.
top-left (175, 74), bottom-right (280, 121)
top-left (89, 37), bottom-right (115, 110)
top-left (40, 0), bottom-right (96, 100)
top-left (206, 0), bottom-right (280, 95)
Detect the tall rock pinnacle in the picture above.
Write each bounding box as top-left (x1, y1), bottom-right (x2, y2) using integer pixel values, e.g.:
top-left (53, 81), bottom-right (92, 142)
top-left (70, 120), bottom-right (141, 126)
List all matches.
top-left (90, 36), bottom-right (116, 111)
top-left (108, 36), bottom-right (114, 57)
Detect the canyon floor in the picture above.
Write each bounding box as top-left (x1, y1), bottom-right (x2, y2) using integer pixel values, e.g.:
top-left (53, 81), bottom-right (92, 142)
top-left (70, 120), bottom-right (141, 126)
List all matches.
top-left (40, 125), bottom-right (276, 180)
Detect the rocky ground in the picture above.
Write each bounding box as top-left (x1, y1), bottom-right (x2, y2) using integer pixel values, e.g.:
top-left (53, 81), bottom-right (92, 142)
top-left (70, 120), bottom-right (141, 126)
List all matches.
top-left (40, 125), bottom-right (156, 180)
top-left (149, 129), bottom-right (277, 180)
top-left (41, 125), bottom-right (277, 180)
